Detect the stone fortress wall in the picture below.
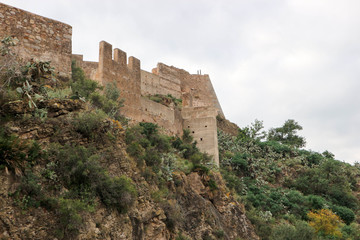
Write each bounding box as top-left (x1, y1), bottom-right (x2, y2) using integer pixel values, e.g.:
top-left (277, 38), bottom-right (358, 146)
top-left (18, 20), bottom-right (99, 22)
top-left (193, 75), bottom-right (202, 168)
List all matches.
top-left (0, 3), bottom-right (72, 79)
top-left (0, 3), bottom-right (223, 165)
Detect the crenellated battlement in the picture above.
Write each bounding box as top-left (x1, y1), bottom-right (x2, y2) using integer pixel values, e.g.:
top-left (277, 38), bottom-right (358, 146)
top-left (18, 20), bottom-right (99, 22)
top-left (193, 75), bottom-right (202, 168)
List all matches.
top-left (99, 41), bottom-right (140, 76)
top-left (0, 2), bottom-right (223, 165)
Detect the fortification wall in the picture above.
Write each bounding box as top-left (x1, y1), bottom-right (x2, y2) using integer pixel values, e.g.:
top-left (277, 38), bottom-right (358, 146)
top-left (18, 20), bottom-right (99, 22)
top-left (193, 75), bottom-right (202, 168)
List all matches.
top-left (141, 69), bottom-right (181, 99)
top-left (140, 98), bottom-right (182, 135)
top-left (153, 63), bottom-right (224, 117)
top-left (183, 74), bottom-right (224, 117)
top-left (182, 107), bottom-right (219, 165)
top-left (0, 3), bottom-right (72, 79)
top-left (142, 63), bottom-right (222, 165)
top-left (97, 41), bottom-right (143, 122)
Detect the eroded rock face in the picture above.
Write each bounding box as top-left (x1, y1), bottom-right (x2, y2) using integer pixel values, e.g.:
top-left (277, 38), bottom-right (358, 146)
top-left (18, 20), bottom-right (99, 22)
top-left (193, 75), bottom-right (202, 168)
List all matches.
top-left (0, 99), bottom-right (84, 118)
top-left (169, 171), bottom-right (259, 240)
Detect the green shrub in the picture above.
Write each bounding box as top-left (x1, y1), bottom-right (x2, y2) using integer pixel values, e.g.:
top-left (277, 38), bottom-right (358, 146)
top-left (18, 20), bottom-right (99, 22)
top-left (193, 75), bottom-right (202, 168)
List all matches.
top-left (144, 147), bottom-right (162, 166)
top-left (208, 179), bottom-right (218, 191)
top-left (270, 221), bottom-right (315, 240)
top-left (54, 145), bottom-right (101, 189)
top-left (96, 175), bottom-right (137, 213)
top-left (140, 122), bottom-right (158, 138)
top-left (284, 190), bottom-right (307, 218)
top-left (57, 198), bottom-right (93, 239)
top-left (246, 209), bottom-right (273, 240)
top-left (149, 134), bottom-right (171, 152)
top-left (71, 61), bottom-right (101, 99)
top-left (341, 223), bottom-right (360, 239)
top-left (53, 145), bottom-right (137, 213)
top-left (142, 166), bottom-right (158, 184)
top-left (220, 169), bottom-right (246, 195)
top-left (148, 94), bottom-right (182, 108)
top-left (258, 141), bottom-right (293, 156)
top-left (89, 89), bottom-right (124, 120)
top-left (125, 125), bottom-right (143, 144)
top-left (45, 87), bottom-right (72, 99)
top-left (171, 136), bottom-right (183, 149)
top-left (149, 95), bottom-right (162, 103)
top-left (0, 88), bottom-right (21, 106)
top-left (192, 164), bottom-right (210, 175)
top-left (231, 153), bottom-right (249, 173)
top-left (104, 81), bottom-right (121, 101)
top-left (182, 129), bottom-right (193, 144)
top-left (173, 158), bottom-right (193, 175)
top-left (180, 142), bottom-right (199, 159)
top-left (213, 229), bottom-right (225, 238)
top-left (126, 142), bottom-right (144, 157)
top-left (72, 110), bottom-right (106, 139)
top-left (328, 186), bottom-right (358, 210)
top-left (306, 195), bottom-right (327, 210)
top-left (19, 171), bottom-right (42, 197)
top-left (16, 171), bottom-right (42, 208)
top-left (176, 232), bottom-right (190, 240)
top-left (0, 130), bottom-right (41, 173)
top-left (270, 223), bottom-right (296, 240)
top-left (189, 152), bottom-right (204, 165)
top-left (304, 152), bottom-right (323, 167)
top-left (331, 205), bottom-right (355, 225)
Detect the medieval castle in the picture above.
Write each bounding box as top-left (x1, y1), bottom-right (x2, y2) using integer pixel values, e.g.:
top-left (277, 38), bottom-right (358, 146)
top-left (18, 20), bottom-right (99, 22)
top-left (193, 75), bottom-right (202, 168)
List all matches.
top-left (0, 3), bottom-right (225, 165)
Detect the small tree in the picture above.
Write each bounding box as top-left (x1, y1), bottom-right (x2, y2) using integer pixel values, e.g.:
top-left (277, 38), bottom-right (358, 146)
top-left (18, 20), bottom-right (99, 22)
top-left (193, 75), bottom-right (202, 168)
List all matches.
top-left (238, 119), bottom-right (266, 142)
top-left (267, 119), bottom-right (306, 148)
top-left (307, 209), bottom-right (343, 238)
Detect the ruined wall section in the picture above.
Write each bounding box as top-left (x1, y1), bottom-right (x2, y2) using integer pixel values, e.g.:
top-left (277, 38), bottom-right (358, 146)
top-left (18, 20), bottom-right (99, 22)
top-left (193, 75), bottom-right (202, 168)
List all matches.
top-left (0, 3), bottom-right (72, 79)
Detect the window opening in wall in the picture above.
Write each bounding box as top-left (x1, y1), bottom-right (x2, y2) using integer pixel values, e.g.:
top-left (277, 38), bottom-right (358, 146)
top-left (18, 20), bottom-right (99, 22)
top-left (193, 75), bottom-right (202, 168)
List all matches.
top-left (192, 131), bottom-right (195, 134)
top-left (200, 138), bottom-right (203, 141)
top-left (188, 126), bottom-right (190, 128)
top-left (205, 125), bottom-right (207, 127)
top-left (145, 108), bottom-right (147, 111)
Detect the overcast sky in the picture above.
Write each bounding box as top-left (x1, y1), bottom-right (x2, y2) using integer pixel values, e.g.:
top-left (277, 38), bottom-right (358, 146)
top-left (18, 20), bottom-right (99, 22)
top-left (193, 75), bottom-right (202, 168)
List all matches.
top-left (3, 0), bottom-right (360, 164)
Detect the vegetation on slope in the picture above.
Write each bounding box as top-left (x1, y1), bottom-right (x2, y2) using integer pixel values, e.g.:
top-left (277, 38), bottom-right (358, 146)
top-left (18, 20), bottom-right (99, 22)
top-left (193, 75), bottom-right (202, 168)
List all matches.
top-left (218, 119), bottom-right (360, 240)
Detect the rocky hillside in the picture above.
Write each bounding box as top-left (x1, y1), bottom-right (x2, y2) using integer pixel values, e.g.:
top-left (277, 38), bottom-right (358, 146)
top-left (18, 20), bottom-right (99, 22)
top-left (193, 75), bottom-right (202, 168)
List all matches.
top-left (0, 38), bottom-right (259, 239)
top-left (0, 99), bottom-right (258, 240)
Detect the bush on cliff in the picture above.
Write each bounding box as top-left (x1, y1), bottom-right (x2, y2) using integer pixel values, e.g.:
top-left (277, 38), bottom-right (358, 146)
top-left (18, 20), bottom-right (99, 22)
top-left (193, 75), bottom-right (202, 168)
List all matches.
top-left (72, 109), bottom-right (107, 139)
top-left (52, 144), bottom-right (137, 213)
top-left (71, 60), bottom-right (101, 99)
